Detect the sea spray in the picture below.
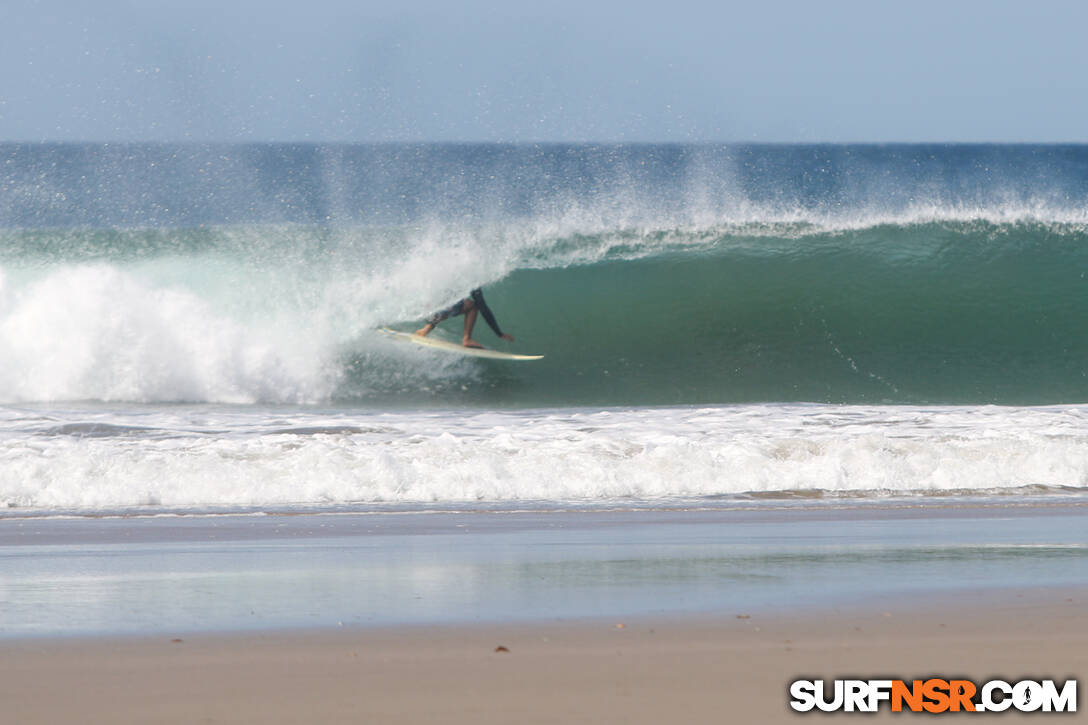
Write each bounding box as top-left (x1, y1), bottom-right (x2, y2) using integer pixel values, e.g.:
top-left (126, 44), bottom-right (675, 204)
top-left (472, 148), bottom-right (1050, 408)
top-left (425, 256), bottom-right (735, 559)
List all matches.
top-left (2, 143), bottom-right (1088, 407)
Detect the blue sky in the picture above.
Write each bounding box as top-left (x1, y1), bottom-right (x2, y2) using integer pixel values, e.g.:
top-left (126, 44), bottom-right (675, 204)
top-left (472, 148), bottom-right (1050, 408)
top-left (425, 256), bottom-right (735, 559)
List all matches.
top-left (3, 0), bottom-right (1087, 142)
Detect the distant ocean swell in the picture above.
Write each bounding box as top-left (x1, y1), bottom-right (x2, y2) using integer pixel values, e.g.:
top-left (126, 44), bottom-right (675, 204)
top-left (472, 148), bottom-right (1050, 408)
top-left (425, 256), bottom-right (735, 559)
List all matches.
top-left (1, 217), bottom-right (1087, 406)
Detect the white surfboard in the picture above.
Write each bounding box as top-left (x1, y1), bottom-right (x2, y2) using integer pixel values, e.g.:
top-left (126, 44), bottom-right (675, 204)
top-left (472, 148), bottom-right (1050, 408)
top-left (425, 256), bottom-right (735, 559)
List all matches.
top-left (379, 328), bottom-right (544, 360)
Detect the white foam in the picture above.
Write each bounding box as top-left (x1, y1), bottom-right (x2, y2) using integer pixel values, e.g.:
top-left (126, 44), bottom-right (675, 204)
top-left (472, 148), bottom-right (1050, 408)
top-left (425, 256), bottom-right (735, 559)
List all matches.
top-left (0, 229), bottom-right (516, 404)
top-left (0, 263), bottom-right (336, 404)
top-left (3, 404), bottom-right (1086, 512)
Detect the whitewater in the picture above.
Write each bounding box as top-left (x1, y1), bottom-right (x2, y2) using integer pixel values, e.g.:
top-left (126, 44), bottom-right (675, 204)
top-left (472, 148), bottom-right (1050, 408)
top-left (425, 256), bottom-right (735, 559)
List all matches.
top-left (4, 404), bottom-right (1088, 513)
top-left (2, 143), bottom-right (1087, 513)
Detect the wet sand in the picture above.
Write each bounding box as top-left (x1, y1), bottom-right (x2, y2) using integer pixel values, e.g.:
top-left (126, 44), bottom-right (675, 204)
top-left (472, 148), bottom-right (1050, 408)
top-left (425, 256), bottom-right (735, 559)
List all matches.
top-left (4, 589), bottom-right (1085, 724)
top-left (3, 504), bottom-right (1086, 722)
top-left (4, 503), bottom-right (1088, 636)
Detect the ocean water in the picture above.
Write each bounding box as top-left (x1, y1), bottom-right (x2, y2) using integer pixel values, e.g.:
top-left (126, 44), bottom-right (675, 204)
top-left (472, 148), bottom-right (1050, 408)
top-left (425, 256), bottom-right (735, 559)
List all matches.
top-left (2, 143), bottom-right (1088, 515)
top-left (6, 507), bottom-right (1088, 635)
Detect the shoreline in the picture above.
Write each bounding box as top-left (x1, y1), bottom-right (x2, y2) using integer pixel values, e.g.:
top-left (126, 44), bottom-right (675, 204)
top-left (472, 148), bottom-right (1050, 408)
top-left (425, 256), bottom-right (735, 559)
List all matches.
top-left (4, 501), bottom-right (1086, 722)
top-left (4, 590), bottom-right (1085, 724)
top-left (5, 496), bottom-right (1088, 541)
top-left (3, 503), bottom-right (1087, 639)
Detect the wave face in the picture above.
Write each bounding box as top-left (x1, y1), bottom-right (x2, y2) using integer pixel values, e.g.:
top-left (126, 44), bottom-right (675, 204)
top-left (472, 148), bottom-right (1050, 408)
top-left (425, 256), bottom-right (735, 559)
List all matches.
top-left (3, 143), bottom-right (1088, 406)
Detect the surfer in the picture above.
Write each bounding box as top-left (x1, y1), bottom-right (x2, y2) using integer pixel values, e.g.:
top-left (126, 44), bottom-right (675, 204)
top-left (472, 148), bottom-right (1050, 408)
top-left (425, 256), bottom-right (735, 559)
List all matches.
top-left (415, 288), bottom-right (514, 349)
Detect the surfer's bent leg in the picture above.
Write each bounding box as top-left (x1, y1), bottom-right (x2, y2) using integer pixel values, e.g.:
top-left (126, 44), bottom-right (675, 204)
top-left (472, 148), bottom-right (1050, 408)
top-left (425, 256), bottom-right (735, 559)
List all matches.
top-left (461, 298), bottom-right (483, 348)
top-left (415, 298), bottom-right (469, 337)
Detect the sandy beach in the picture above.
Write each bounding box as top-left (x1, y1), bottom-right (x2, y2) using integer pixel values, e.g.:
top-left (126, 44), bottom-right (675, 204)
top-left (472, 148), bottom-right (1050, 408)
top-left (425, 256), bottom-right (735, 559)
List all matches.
top-left (4, 589), bottom-right (1085, 724)
top-left (3, 505), bottom-right (1086, 723)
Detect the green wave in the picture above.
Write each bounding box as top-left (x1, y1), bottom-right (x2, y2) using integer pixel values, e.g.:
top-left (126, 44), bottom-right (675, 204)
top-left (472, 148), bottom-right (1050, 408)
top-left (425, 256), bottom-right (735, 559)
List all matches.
top-left (362, 220), bottom-right (1088, 406)
top-left (4, 219), bottom-right (1087, 406)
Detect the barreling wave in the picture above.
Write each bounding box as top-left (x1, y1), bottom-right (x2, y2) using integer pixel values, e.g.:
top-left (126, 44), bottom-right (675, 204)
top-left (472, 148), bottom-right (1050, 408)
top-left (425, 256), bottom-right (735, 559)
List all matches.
top-left (1, 215), bottom-right (1085, 407)
top-left (3, 143), bottom-right (1088, 407)
top-left (355, 217), bottom-right (1088, 407)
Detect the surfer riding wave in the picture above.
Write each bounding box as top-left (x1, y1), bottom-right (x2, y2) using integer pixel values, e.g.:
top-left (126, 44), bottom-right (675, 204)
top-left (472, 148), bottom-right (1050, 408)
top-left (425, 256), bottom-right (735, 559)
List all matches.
top-left (415, 288), bottom-right (515, 349)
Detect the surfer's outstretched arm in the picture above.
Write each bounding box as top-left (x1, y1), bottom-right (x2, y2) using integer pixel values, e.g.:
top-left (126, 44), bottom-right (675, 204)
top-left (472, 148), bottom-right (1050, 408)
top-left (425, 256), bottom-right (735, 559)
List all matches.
top-left (470, 288), bottom-right (514, 343)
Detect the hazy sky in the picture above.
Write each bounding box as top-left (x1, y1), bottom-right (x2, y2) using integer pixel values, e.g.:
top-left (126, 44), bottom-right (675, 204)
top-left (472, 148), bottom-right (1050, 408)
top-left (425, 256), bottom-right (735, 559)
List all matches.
top-left (3, 0), bottom-right (1087, 143)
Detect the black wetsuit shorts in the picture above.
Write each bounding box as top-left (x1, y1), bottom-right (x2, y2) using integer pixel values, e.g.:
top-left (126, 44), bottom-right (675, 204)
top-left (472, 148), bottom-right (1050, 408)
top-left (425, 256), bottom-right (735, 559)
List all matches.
top-left (425, 288), bottom-right (505, 337)
top-left (427, 298), bottom-right (468, 325)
